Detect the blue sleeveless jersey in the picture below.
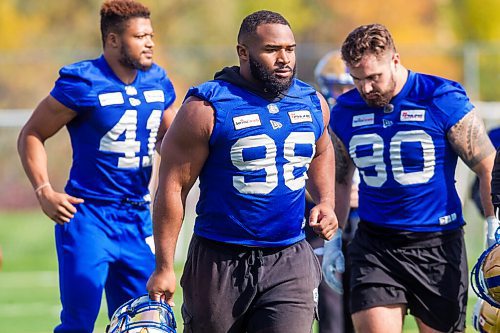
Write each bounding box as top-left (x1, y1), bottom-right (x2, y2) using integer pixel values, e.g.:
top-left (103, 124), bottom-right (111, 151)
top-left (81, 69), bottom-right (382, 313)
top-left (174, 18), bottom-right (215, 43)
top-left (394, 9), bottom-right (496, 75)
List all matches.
top-left (50, 55), bottom-right (176, 201)
top-left (331, 71), bottom-right (473, 232)
top-left (187, 79), bottom-right (324, 246)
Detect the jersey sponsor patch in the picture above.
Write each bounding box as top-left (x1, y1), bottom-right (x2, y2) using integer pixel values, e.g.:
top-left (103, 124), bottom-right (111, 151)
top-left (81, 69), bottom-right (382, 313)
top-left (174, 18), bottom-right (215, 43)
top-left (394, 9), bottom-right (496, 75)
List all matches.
top-left (352, 113), bottom-right (374, 127)
top-left (439, 213), bottom-right (457, 225)
top-left (98, 92), bottom-right (124, 106)
top-left (144, 90), bottom-right (165, 103)
top-left (233, 114), bottom-right (261, 130)
top-left (288, 110), bottom-right (312, 123)
top-left (401, 109), bottom-right (425, 122)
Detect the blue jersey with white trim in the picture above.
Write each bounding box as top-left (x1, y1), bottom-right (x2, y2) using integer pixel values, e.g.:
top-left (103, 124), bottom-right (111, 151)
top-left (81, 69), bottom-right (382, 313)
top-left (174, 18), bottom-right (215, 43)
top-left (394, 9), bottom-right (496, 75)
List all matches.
top-left (188, 78), bottom-right (324, 247)
top-left (50, 55), bottom-right (176, 201)
top-left (331, 71), bottom-right (473, 232)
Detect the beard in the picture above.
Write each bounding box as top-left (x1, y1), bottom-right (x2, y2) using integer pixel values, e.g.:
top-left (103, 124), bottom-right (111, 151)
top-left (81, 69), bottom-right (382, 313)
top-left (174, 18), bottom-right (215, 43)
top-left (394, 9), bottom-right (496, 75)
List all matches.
top-left (361, 73), bottom-right (397, 108)
top-left (249, 55), bottom-right (296, 95)
top-left (119, 44), bottom-right (151, 71)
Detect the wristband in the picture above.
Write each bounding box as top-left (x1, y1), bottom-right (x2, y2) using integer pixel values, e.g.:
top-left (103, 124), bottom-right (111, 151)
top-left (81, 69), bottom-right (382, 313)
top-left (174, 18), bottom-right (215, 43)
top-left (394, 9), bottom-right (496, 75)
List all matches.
top-left (34, 182), bottom-right (51, 194)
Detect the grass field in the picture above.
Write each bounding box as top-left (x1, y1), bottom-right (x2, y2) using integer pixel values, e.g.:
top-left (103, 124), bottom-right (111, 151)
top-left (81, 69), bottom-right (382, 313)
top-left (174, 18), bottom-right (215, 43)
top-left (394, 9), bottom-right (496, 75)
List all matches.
top-left (0, 202), bottom-right (485, 332)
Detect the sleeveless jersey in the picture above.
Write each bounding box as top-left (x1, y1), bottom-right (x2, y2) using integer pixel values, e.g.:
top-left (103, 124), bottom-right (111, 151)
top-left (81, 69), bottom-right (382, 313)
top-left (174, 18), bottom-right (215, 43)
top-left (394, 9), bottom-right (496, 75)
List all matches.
top-left (187, 79), bottom-right (324, 247)
top-left (50, 55), bottom-right (176, 201)
top-left (331, 71), bottom-right (473, 232)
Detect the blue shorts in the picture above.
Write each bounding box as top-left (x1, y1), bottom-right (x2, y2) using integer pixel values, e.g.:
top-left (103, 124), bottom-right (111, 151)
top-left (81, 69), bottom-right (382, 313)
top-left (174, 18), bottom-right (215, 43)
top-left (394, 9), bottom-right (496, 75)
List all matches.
top-left (54, 199), bottom-right (155, 333)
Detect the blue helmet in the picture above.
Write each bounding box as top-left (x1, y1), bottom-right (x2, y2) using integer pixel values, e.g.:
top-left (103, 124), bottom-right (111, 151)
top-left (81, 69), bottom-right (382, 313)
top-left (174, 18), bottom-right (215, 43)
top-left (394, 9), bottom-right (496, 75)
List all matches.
top-left (471, 232), bottom-right (500, 309)
top-left (107, 295), bottom-right (176, 333)
top-left (314, 50), bottom-right (354, 106)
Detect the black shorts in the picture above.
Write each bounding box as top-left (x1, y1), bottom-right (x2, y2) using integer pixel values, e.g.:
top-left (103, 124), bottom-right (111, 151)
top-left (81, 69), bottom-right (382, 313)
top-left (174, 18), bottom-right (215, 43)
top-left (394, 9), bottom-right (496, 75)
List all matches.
top-left (180, 235), bottom-right (321, 333)
top-left (348, 221), bottom-right (468, 333)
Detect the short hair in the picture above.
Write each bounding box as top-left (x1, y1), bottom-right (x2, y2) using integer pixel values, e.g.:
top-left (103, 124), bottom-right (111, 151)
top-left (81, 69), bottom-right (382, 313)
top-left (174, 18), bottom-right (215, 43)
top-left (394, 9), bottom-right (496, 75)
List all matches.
top-left (100, 0), bottom-right (151, 46)
top-left (341, 24), bottom-right (396, 67)
top-left (237, 10), bottom-right (290, 43)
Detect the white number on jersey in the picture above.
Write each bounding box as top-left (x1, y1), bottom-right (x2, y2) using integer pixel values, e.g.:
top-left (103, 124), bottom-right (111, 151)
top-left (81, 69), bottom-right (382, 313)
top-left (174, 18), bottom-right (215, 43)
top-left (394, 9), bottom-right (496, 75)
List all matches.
top-left (99, 110), bottom-right (162, 169)
top-left (349, 130), bottom-right (435, 187)
top-left (230, 132), bottom-right (316, 194)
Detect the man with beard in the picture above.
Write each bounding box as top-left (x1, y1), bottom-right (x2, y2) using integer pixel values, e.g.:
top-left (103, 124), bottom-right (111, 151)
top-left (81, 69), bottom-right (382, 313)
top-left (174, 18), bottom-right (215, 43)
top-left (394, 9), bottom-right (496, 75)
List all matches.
top-left (323, 23), bottom-right (497, 333)
top-left (17, 1), bottom-right (176, 332)
top-left (147, 10), bottom-right (337, 333)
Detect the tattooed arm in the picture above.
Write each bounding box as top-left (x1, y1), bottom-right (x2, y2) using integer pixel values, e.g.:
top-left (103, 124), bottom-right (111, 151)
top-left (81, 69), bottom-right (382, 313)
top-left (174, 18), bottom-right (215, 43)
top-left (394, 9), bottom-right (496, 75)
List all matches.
top-left (448, 110), bottom-right (495, 217)
top-left (330, 130), bottom-right (356, 228)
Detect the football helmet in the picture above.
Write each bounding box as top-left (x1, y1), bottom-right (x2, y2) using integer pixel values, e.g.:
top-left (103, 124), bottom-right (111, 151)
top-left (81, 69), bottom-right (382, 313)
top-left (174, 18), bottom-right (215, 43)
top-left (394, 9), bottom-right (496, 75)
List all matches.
top-left (107, 295), bottom-right (176, 333)
top-left (472, 241), bottom-right (500, 308)
top-left (314, 50), bottom-right (354, 106)
top-left (472, 299), bottom-right (500, 333)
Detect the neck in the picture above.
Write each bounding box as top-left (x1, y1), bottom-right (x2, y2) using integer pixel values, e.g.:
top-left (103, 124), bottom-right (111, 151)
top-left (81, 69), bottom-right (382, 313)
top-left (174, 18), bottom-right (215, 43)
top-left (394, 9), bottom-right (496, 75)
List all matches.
top-left (103, 53), bottom-right (137, 85)
top-left (393, 65), bottom-right (408, 97)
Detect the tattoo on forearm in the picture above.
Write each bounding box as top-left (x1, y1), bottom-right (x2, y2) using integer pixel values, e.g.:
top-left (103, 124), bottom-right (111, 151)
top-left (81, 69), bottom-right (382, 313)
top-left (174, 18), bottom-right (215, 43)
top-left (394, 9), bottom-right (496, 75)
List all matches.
top-left (332, 134), bottom-right (350, 185)
top-left (448, 111), bottom-right (495, 168)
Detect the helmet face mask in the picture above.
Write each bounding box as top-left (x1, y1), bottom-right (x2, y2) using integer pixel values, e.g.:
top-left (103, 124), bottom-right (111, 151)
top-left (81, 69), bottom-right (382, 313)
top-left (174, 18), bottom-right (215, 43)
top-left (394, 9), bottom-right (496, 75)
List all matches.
top-left (107, 295), bottom-right (176, 333)
top-left (472, 244), bottom-right (500, 308)
top-left (314, 50), bottom-right (354, 106)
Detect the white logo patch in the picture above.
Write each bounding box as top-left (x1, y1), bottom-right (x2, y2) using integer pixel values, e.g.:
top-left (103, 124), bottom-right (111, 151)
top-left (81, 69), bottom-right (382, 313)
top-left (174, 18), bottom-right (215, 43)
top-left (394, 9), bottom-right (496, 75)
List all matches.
top-left (98, 92), bottom-right (124, 106)
top-left (401, 110), bottom-right (425, 122)
top-left (270, 120), bottom-right (282, 130)
top-left (383, 119), bottom-right (393, 128)
top-left (233, 114), bottom-right (261, 130)
top-left (288, 110), bottom-right (312, 123)
top-left (267, 104), bottom-right (279, 114)
top-left (129, 97), bottom-right (141, 106)
top-left (439, 213), bottom-right (457, 225)
top-left (125, 86), bottom-right (137, 96)
top-left (313, 288), bottom-right (319, 303)
top-left (352, 114), bottom-right (374, 127)
top-left (144, 90), bottom-right (165, 103)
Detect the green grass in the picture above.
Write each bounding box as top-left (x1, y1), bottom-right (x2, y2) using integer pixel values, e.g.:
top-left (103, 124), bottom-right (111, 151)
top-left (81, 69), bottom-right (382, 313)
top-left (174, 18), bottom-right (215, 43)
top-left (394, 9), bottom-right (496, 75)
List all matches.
top-left (0, 210), bottom-right (184, 333)
top-left (0, 203), bottom-right (487, 332)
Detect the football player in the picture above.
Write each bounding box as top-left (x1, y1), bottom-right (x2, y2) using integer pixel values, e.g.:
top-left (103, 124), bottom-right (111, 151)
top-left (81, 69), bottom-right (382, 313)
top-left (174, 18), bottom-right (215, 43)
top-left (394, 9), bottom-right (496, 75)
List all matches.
top-left (17, 1), bottom-right (176, 332)
top-left (147, 10), bottom-right (337, 333)
top-left (323, 23), bottom-right (496, 333)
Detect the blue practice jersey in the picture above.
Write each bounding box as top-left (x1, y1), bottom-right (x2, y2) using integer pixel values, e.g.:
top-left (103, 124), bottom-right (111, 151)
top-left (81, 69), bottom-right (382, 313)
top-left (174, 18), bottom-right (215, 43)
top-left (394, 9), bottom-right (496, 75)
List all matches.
top-left (331, 71), bottom-right (473, 232)
top-left (50, 55), bottom-right (176, 201)
top-left (188, 78), bottom-right (324, 247)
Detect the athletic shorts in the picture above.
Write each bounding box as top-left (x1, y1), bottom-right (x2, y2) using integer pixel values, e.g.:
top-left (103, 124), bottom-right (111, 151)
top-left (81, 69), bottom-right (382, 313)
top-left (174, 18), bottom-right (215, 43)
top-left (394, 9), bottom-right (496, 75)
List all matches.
top-left (180, 235), bottom-right (321, 333)
top-left (348, 221), bottom-right (468, 333)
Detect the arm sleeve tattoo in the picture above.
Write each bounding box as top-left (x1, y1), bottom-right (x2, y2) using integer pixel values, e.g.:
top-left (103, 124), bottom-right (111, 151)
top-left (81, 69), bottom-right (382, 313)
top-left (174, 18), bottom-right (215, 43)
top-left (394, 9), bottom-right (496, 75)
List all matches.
top-left (447, 110), bottom-right (495, 169)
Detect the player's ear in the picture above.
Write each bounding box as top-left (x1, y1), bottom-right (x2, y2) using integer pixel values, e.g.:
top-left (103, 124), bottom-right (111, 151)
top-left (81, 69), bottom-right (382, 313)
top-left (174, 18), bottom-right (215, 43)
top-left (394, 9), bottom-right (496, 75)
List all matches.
top-left (237, 44), bottom-right (249, 61)
top-left (106, 32), bottom-right (120, 49)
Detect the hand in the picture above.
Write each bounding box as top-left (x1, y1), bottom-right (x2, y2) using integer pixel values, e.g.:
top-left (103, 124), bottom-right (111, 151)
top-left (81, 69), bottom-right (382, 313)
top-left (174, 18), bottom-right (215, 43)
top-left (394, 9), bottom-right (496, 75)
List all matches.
top-left (321, 229), bottom-right (345, 294)
top-left (36, 186), bottom-right (84, 225)
top-left (486, 216), bottom-right (500, 247)
top-left (147, 268), bottom-right (176, 307)
top-left (309, 202), bottom-right (338, 240)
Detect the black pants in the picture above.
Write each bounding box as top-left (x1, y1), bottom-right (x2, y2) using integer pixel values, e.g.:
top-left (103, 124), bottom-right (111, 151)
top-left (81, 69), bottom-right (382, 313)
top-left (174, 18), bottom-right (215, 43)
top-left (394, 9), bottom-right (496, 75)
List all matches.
top-left (180, 235), bottom-right (321, 333)
top-left (348, 222), bottom-right (468, 333)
